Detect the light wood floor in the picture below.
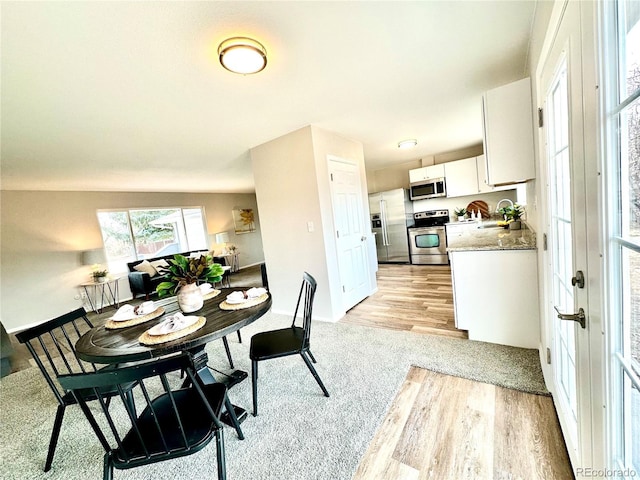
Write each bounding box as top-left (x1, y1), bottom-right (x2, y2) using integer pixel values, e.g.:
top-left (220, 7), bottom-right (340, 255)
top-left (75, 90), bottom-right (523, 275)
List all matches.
top-left (354, 367), bottom-right (574, 480)
top-left (341, 263), bottom-right (467, 339)
top-left (345, 264), bottom-right (573, 480)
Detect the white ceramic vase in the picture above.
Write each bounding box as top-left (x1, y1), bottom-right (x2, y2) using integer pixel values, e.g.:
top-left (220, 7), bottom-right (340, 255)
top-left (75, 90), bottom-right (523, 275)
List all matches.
top-left (177, 283), bottom-right (203, 313)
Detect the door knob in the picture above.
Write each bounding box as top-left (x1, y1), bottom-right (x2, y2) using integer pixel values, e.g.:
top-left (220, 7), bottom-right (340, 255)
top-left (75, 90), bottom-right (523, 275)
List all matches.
top-left (571, 270), bottom-right (585, 289)
top-left (554, 305), bottom-right (586, 329)
top-left (361, 236), bottom-right (367, 241)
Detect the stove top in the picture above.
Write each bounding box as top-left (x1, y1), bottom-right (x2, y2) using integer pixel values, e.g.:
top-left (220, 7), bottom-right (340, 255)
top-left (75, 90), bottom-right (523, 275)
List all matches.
top-left (413, 209), bottom-right (449, 227)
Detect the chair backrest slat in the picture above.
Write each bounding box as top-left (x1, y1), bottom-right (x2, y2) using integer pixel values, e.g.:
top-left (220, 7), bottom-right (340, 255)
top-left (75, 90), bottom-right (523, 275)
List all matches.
top-left (160, 374), bottom-right (190, 451)
top-left (26, 341), bottom-right (65, 404)
top-left (125, 381), bottom-right (151, 462)
top-left (76, 387), bottom-right (113, 452)
top-left (137, 380), bottom-right (170, 455)
top-left (291, 272), bottom-right (317, 348)
top-left (48, 331), bottom-right (73, 374)
top-left (96, 390), bottom-right (123, 449)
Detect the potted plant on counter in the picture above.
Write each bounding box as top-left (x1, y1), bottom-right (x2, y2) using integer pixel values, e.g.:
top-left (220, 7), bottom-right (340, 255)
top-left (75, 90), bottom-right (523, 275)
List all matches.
top-left (454, 207), bottom-right (467, 222)
top-left (156, 254), bottom-right (224, 312)
top-left (504, 204), bottom-right (525, 230)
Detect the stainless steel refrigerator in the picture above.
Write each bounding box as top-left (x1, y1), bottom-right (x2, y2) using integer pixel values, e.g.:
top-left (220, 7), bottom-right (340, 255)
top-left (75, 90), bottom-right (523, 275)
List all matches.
top-left (369, 188), bottom-right (414, 263)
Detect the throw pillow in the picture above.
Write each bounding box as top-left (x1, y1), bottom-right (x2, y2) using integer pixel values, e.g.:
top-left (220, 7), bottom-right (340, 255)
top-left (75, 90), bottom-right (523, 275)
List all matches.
top-left (150, 259), bottom-right (170, 275)
top-left (133, 260), bottom-right (157, 277)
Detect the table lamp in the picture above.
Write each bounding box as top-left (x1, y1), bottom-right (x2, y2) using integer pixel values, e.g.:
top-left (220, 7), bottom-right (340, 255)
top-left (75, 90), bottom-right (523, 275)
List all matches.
top-left (82, 248), bottom-right (108, 281)
top-left (215, 232), bottom-right (230, 254)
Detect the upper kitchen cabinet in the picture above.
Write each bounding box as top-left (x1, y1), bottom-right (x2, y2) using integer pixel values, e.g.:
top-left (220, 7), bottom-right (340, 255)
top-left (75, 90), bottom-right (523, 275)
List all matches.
top-left (476, 155), bottom-right (495, 193)
top-left (409, 164), bottom-right (445, 183)
top-left (482, 77), bottom-right (535, 186)
top-left (444, 156), bottom-right (478, 197)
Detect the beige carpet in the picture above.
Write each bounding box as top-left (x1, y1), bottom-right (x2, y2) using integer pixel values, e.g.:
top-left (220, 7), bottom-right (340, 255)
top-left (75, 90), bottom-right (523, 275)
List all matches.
top-left (0, 312), bottom-right (547, 480)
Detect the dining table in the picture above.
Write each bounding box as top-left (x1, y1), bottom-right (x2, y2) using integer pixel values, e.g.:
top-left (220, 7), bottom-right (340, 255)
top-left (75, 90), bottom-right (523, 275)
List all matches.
top-left (75, 287), bottom-right (272, 426)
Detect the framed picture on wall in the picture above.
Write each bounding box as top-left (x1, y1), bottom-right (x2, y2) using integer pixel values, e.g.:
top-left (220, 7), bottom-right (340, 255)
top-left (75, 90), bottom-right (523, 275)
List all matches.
top-left (233, 208), bottom-right (256, 234)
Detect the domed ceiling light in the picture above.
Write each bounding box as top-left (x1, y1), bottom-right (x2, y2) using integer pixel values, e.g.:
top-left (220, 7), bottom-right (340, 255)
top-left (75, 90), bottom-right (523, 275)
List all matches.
top-left (218, 37), bottom-right (267, 74)
top-left (398, 139), bottom-right (418, 149)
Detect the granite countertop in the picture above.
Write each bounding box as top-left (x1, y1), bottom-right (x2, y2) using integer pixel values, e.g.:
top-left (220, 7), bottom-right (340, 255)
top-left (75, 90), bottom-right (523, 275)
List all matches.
top-left (446, 221), bottom-right (537, 252)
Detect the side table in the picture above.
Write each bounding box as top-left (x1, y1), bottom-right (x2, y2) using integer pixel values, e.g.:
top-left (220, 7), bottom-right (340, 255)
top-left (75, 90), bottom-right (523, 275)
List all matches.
top-left (219, 252), bottom-right (240, 273)
top-left (80, 276), bottom-right (123, 313)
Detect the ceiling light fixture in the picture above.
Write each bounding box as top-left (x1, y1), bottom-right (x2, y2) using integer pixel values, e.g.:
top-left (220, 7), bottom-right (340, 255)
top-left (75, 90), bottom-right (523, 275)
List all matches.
top-left (398, 139), bottom-right (418, 149)
top-left (218, 37), bottom-right (267, 75)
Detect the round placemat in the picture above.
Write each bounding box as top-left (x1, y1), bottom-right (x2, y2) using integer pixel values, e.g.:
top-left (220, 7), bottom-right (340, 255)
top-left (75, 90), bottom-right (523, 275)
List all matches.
top-left (219, 293), bottom-right (269, 310)
top-left (105, 307), bottom-right (165, 330)
top-left (138, 316), bottom-right (206, 345)
top-left (202, 289), bottom-right (221, 300)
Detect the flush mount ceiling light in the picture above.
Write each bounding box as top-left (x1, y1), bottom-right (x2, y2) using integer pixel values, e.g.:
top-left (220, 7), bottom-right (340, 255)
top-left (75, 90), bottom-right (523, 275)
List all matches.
top-left (218, 37), bottom-right (267, 74)
top-left (398, 139), bottom-right (418, 149)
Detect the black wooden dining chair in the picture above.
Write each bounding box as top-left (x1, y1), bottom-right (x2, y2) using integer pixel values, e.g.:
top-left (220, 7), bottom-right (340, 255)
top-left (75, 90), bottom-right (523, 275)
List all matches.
top-left (15, 307), bottom-right (136, 472)
top-left (249, 272), bottom-right (330, 416)
top-left (58, 353), bottom-right (229, 480)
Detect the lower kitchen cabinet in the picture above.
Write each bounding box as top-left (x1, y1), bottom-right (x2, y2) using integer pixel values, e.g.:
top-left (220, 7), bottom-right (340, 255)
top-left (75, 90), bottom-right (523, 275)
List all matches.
top-left (449, 249), bottom-right (539, 349)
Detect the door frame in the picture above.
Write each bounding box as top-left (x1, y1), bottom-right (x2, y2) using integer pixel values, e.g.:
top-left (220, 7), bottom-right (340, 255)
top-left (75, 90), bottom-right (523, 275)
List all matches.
top-left (534, 0), bottom-right (604, 471)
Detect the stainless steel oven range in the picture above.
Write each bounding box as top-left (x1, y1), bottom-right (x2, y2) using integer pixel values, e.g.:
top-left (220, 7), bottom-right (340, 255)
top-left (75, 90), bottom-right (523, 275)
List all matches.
top-left (408, 210), bottom-right (449, 265)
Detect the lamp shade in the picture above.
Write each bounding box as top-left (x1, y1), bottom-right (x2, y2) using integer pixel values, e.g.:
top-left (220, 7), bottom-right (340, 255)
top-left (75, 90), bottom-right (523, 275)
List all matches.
top-left (398, 139), bottom-right (417, 149)
top-left (82, 249), bottom-right (106, 266)
top-left (215, 232), bottom-right (230, 244)
top-left (218, 37), bottom-right (267, 74)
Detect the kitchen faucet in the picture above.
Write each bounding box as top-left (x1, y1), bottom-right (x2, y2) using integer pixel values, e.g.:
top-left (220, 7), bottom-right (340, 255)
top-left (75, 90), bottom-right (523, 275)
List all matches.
top-left (496, 199), bottom-right (514, 219)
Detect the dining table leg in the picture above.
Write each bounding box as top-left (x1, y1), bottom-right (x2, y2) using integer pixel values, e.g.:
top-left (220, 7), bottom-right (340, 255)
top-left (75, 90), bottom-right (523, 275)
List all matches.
top-left (186, 346), bottom-right (249, 433)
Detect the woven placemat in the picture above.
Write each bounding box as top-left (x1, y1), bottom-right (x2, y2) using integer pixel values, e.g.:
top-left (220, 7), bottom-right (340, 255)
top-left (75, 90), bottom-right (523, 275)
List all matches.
top-left (202, 289), bottom-right (221, 300)
top-left (219, 293), bottom-right (269, 311)
top-left (138, 316), bottom-right (206, 345)
top-left (105, 307), bottom-right (165, 330)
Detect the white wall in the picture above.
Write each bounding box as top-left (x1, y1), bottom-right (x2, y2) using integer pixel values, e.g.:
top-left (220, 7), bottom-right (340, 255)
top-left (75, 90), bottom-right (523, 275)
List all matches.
top-left (1, 190), bottom-right (264, 332)
top-left (251, 127), bottom-right (327, 319)
top-left (251, 125), bottom-right (372, 322)
top-left (525, 0), bottom-right (555, 232)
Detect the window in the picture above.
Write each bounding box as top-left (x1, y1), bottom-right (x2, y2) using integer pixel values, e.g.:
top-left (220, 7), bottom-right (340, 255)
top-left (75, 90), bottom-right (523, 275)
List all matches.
top-left (602, 0), bottom-right (640, 472)
top-left (97, 207), bottom-right (208, 272)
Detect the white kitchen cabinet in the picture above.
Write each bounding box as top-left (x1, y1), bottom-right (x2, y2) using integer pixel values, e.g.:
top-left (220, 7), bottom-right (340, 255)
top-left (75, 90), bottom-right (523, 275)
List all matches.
top-left (444, 156), bottom-right (478, 198)
top-left (409, 164), bottom-right (445, 183)
top-left (476, 155), bottom-right (516, 194)
top-left (476, 155), bottom-right (494, 193)
top-left (482, 77), bottom-right (535, 186)
top-left (445, 222), bottom-right (477, 243)
top-left (449, 249), bottom-right (539, 348)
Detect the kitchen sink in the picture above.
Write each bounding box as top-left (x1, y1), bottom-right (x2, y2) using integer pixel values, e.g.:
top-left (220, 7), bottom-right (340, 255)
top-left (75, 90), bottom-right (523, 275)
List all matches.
top-left (476, 221), bottom-right (505, 229)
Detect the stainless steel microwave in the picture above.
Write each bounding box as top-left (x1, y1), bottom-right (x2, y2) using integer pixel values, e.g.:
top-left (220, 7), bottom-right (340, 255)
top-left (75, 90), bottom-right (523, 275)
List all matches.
top-left (409, 178), bottom-right (446, 200)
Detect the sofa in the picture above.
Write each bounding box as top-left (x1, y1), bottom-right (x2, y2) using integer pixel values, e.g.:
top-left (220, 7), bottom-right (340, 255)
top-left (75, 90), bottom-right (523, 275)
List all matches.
top-left (127, 250), bottom-right (228, 299)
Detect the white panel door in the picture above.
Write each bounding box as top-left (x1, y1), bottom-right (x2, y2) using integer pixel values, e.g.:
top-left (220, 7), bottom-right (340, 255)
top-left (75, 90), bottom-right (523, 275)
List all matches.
top-left (329, 158), bottom-right (370, 311)
top-left (540, 0), bottom-right (592, 469)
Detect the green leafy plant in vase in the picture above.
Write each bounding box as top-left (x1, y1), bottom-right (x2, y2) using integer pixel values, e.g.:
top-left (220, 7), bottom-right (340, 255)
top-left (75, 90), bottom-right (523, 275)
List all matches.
top-left (454, 207), bottom-right (467, 222)
top-left (92, 269), bottom-right (109, 283)
top-left (156, 254), bottom-right (224, 312)
top-left (503, 204), bottom-right (525, 230)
